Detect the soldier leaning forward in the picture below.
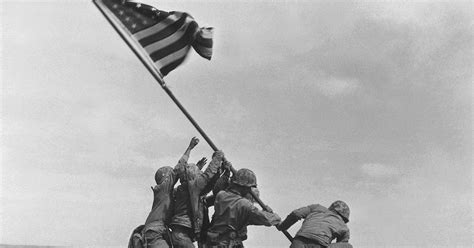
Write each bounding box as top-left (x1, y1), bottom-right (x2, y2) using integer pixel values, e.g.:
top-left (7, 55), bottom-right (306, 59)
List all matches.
top-left (205, 168), bottom-right (281, 248)
top-left (277, 201), bottom-right (351, 248)
top-left (170, 150), bottom-right (226, 248)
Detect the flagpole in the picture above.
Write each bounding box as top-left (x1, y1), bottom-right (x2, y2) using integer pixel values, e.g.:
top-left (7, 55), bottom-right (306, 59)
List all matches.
top-left (162, 85), bottom-right (294, 242)
top-left (94, 0), bottom-right (293, 242)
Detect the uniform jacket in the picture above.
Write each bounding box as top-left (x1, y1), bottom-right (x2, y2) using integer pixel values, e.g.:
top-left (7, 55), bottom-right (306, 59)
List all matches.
top-left (280, 204), bottom-right (350, 247)
top-left (144, 154), bottom-right (187, 233)
top-left (207, 189), bottom-right (281, 240)
top-left (170, 154), bottom-right (223, 236)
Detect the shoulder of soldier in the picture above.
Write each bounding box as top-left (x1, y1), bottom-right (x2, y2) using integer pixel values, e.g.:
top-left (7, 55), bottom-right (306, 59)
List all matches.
top-left (218, 190), bottom-right (251, 204)
top-left (307, 203), bottom-right (327, 212)
top-left (235, 196), bottom-right (255, 209)
top-left (215, 190), bottom-right (226, 198)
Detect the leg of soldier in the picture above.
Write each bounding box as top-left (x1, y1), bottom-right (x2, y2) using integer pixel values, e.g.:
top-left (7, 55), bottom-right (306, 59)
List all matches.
top-left (289, 237), bottom-right (306, 248)
top-left (144, 229), bottom-right (170, 248)
top-left (146, 239), bottom-right (169, 248)
top-left (170, 226), bottom-right (195, 248)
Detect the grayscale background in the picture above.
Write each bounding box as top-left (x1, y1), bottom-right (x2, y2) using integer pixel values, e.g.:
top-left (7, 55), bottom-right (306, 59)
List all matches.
top-left (1, 0), bottom-right (472, 247)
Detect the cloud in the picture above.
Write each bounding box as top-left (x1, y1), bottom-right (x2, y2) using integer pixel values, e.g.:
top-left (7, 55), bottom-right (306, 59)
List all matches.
top-left (361, 163), bottom-right (399, 177)
top-left (154, 155), bottom-right (180, 169)
top-left (290, 66), bottom-right (361, 98)
top-left (316, 77), bottom-right (360, 98)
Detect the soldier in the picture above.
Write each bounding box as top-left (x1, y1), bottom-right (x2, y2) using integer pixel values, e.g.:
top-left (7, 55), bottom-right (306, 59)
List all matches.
top-left (205, 168), bottom-right (281, 248)
top-left (277, 201), bottom-right (351, 248)
top-left (141, 137), bottom-right (200, 248)
top-left (169, 150), bottom-right (227, 248)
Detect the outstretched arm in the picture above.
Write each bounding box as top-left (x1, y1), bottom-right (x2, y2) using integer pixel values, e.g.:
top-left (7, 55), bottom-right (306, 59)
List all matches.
top-left (196, 157), bottom-right (208, 170)
top-left (195, 150), bottom-right (225, 192)
top-left (175, 137), bottom-right (200, 175)
top-left (182, 136), bottom-right (199, 162)
top-left (247, 204), bottom-right (281, 227)
top-left (277, 205), bottom-right (314, 231)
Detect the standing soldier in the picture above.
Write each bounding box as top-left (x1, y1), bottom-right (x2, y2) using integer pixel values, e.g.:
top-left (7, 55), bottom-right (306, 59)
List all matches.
top-left (277, 201), bottom-right (351, 248)
top-left (128, 137), bottom-right (200, 248)
top-left (170, 150), bottom-right (227, 248)
top-left (205, 168), bottom-right (281, 248)
top-left (140, 137), bottom-right (200, 248)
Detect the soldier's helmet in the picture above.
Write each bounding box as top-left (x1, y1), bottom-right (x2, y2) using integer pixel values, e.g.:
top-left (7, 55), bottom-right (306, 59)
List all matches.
top-left (232, 168), bottom-right (257, 187)
top-left (329, 200), bottom-right (350, 223)
top-left (155, 166), bottom-right (173, 185)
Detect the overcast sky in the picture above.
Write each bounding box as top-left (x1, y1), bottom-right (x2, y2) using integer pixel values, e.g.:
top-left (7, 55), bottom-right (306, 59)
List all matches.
top-left (1, 0), bottom-right (472, 247)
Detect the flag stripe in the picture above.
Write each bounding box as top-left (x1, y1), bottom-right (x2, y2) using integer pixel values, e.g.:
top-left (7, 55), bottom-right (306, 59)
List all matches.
top-left (149, 21), bottom-right (198, 62)
top-left (138, 13), bottom-right (191, 47)
top-left (96, 0), bottom-right (213, 77)
top-left (143, 16), bottom-right (195, 55)
top-left (158, 47), bottom-right (190, 75)
top-left (193, 35), bottom-right (212, 48)
top-left (132, 12), bottom-right (179, 39)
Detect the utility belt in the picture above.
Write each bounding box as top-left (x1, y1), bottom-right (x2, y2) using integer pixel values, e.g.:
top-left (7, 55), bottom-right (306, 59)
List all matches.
top-left (294, 236), bottom-right (325, 248)
top-left (205, 231), bottom-right (243, 248)
top-left (171, 224), bottom-right (197, 241)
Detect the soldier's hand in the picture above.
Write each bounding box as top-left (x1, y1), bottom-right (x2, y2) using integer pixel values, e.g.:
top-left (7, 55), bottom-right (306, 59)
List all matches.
top-left (189, 137), bottom-right (199, 149)
top-left (276, 223), bottom-right (284, 231)
top-left (212, 150), bottom-right (225, 160)
top-left (264, 205), bottom-right (274, 213)
top-left (222, 160), bottom-right (232, 171)
top-left (197, 157), bottom-right (207, 170)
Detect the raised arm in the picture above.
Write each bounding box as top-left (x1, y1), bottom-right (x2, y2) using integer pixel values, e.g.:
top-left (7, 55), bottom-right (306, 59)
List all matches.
top-left (174, 137), bottom-right (200, 174)
top-left (182, 137), bottom-right (199, 162)
top-left (196, 157), bottom-right (208, 170)
top-left (194, 150), bottom-right (225, 192)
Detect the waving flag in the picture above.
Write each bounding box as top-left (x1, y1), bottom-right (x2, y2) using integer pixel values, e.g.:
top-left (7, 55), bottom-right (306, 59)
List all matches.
top-left (94, 0), bottom-right (213, 76)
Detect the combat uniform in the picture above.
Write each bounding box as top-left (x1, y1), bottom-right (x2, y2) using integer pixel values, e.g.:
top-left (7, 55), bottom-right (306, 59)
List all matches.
top-left (142, 153), bottom-right (190, 248)
top-left (205, 188), bottom-right (280, 248)
top-left (170, 152), bottom-right (224, 248)
top-left (278, 202), bottom-right (350, 248)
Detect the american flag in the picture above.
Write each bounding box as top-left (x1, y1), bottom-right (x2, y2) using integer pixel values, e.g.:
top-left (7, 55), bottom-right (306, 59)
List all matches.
top-left (94, 0), bottom-right (213, 76)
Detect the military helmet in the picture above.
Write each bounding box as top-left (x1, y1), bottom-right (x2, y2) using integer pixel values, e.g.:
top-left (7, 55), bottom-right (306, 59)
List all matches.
top-left (329, 200), bottom-right (350, 223)
top-left (155, 166), bottom-right (173, 185)
top-left (232, 168), bottom-right (257, 187)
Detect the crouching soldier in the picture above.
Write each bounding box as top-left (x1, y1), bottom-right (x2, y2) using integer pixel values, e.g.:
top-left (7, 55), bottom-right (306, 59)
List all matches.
top-left (277, 201), bottom-right (351, 248)
top-left (205, 168), bottom-right (281, 248)
top-left (141, 137), bottom-right (200, 248)
top-left (170, 150), bottom-right (227, 248)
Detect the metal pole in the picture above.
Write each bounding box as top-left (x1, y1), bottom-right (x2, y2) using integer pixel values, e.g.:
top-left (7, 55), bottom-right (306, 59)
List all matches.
top-left (94, 0), bottom-right (293, 242)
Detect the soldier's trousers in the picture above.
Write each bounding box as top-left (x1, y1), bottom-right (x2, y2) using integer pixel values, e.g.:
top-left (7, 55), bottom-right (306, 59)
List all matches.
top-left (290, 236), bottom-right (324, 248)
top-left (170, 225), bottom-right (195, 248)
top-left (143, 223), bottom-right (171, 248)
